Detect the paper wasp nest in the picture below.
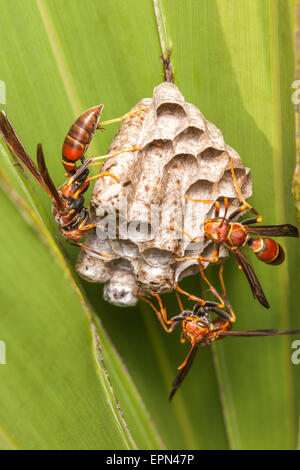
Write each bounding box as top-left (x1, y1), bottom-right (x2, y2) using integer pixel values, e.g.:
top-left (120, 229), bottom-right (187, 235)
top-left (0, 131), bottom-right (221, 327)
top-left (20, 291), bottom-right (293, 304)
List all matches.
top-left (76, 82), bottom-right (252, 306)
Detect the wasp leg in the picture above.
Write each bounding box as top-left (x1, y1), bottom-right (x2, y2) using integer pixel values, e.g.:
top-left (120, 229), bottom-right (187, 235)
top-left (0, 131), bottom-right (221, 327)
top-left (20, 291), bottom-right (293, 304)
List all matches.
top-left (174, 291), bottom-right (187, 343)
top-left (66, 239), bottom-right (112, 258)
top-left (169, 224), bottom-right (204, 243)
top-left (228, 203), bottom-right (250, 221)
top-left (85, 172), bottom-right (120, 184)
top-left (197, 257), bottom-right (225, 309)
top-left (174, 245), bottom-right (219, 264)
top-left (228, 204), bottom-right (262, 225)
top-left (97, 107), bottom-right (148, 128)
top-left (217, 262), bottom-right (236, 322)
top-left (69, 172), bottom-right (120, 200)
top-left (175, 283), bottom-right (207, 305)
top-left (175, 290), bottom-right (184, 312)
top-left (218, 262), bottom-right (227, 297)
top-left (90, 146), bottom-right (141, 165)
top-left (184, 195), bottom-right (221, 217)
top-left (241, 217), bottom-right (264, 226)
top-left (222, 197), bottom-right (229, 220)
top-left (229, 156), bottom-right (262, 222)
top-left (137, 291), bottom-right (175, 333)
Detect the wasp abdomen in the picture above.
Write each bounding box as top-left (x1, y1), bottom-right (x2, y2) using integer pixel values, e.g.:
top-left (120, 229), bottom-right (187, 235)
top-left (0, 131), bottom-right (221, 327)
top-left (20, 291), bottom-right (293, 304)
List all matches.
top-left (62, 105), bottom-right (103, 173)
top-left (248, 238), bottom-right (285, 265)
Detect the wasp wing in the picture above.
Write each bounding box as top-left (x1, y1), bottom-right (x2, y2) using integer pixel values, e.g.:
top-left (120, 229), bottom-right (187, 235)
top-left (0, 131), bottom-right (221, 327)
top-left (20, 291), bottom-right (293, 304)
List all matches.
top-left (246, 224), bottom-right (298, 238)
top-left (0, 111), bottom-right (45, 185)
top-left (0, 111), bottom-right (64, 209)
top-left (36, 144), bottom-right (65, 211)
top-left (169, 343), bottom-right (199, 401)
top-left (219, 328), bottom-right (300, 337)
top-left (233, 249), bottom-right (270, 309)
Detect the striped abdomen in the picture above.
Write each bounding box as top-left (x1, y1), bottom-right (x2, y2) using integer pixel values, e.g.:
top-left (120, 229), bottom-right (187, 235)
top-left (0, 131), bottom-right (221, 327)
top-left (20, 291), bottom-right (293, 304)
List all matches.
top-left (248, 238), bottom-right (285, 265)
top-left (62, 105), bottom-right (103, 173)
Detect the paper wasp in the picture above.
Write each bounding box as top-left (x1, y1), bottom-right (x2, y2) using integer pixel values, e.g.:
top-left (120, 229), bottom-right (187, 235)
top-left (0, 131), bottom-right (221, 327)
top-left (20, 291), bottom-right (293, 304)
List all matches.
top-left (168, 304), bottom-right (300, 400)
top-left (138, 257), bottom-right (236, 329)
top-left (61, 104), bottom-right (141, 175)
top-left (172, 157), bottom-right (299, 309)
top-left (138, 284), bottom-right (300, 400)
top-left (0, 107), bottom-right (140, 255)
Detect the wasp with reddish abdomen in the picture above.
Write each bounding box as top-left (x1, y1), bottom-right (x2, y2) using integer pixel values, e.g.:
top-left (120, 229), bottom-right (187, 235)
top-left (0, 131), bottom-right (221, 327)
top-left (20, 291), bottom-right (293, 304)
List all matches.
top-left (61, 104), bottom-right (140, 175)
top-left (138, 257), bottom-right (237, 330)
top-left (0, 106), bottom-right (140, 254)
top-left (172, 157), bottom-right (299, 309)
top-left (138, 287), bottom-right (300, 400)
top-left (168, 304), bottom-right (300, 400)
top-left (62, 105), bottom-right (104, 175)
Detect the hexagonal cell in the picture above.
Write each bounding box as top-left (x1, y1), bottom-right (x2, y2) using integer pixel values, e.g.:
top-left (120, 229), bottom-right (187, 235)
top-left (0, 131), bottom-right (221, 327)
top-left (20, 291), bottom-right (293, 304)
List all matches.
top-left (176, 261), bottom-right (200, 283)
top-left (109, 239), bottom-right (139, 258)
top-left (156, 102), bottom-right (187, 120)
top-left (163, 152), bottom-right (198, 175)
top-left (141, 248), bottom-right (174, 267)
top-left (198, 148), bottom-right (229, 182)
top-left (161, 154), bottom-right (199, 210)
top-left (75, 251), bottom-right (110, 283)
top-left (104, 271), bottom-right (138, 307)
top-left (125, 221), bottom-right (154, 243)
top-left (185, 179), bottom-right (214, 201)
top-left (84, 228), bottom-right (113, 260)
top-left (135, 262), bottom-right (175, 294)
top-left (218, 167), bottom-right (251, 200)
top-left (174, 126), bottom-right (204, 147)
top-left (156, 103), bottom-right (188, 138)
top-left (106, 257), bottom-right (134, 274)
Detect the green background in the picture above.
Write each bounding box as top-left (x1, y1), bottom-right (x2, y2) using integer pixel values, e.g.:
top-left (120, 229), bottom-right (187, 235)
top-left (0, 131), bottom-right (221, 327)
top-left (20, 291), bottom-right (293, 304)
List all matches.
top-left (0, 0), bottom-right (299, 450)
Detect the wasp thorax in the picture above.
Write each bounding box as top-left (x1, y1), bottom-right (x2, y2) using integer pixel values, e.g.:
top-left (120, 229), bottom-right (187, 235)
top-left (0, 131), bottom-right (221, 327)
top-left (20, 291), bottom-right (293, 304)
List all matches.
top-left (204, 219), bottom-right (231, 243)
top-left (76, 82), bottom-right (252, 306)
top-left (186, 320), bottom-right (207, 335)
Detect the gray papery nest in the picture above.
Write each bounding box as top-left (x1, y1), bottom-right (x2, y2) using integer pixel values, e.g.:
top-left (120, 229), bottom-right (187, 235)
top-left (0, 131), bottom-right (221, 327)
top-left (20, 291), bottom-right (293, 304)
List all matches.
top-left (76, 82), bottom-right (252, 306)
